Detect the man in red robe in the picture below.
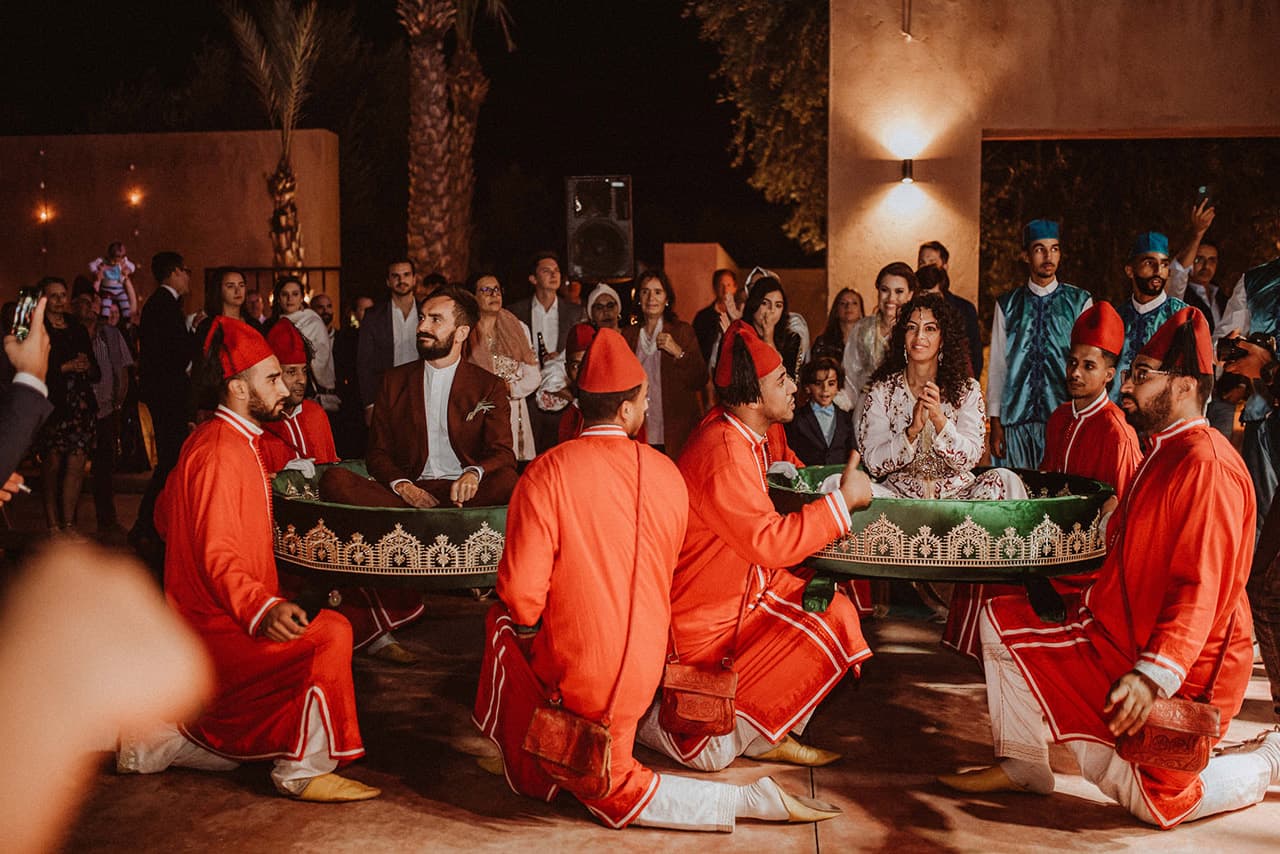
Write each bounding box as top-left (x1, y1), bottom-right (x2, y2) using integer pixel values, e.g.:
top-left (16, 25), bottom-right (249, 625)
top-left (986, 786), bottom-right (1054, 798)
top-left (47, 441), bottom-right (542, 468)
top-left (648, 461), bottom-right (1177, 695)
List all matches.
top-left (262, 319), bottom-right (425, 666)
top-left (474, 328), bottom-right (839, 830)
top-left (1041, 302), bottom-right (1142, 496)
top-left (946, 304), bottom-right (1145, 658)
top-left (941, 308), bottom-right (1280, 828)
top-left (116, 317), bottom-right (379, 802)
top-left (637, 320), bottom-right (874, 772)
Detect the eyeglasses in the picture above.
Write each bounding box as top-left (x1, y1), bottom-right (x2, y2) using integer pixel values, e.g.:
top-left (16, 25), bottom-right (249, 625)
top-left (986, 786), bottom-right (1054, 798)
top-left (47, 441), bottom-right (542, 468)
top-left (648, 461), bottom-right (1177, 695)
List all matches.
top-left (178, 266), bottom-right (191, 273)
top-left (1121, 366), bottom-right (1172, 385)
top-left (476, 286), bottom-right (502, 296)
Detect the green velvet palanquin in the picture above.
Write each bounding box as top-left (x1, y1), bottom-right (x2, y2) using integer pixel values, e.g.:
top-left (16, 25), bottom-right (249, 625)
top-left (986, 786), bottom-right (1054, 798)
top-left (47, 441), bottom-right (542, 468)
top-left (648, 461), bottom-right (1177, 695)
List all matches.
top-left (272, 460), bottom-right (503, 589)
top-left (769, 466), bottom-right (1114, 582)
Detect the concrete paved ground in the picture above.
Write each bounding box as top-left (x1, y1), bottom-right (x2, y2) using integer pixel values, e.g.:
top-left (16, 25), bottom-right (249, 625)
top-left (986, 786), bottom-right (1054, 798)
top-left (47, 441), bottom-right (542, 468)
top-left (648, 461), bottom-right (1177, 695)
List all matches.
top-left (5, 477), bottom-right (1277, 852)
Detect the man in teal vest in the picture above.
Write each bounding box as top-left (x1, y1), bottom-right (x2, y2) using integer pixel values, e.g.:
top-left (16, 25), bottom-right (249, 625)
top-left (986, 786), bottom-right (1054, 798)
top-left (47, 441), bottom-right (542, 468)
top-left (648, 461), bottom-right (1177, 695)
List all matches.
top-left (1112, 231), bottom-right (1188, 401)
top-left (987, 219), bottom-right (1093, 469)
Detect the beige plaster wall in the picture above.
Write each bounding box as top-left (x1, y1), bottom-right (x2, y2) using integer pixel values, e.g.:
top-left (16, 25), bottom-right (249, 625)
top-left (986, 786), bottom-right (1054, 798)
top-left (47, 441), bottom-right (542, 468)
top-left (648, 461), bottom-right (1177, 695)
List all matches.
top-left (829, 0), bottom-right (1280, 317)
top-left (0, 128), bottom-right (341, 312)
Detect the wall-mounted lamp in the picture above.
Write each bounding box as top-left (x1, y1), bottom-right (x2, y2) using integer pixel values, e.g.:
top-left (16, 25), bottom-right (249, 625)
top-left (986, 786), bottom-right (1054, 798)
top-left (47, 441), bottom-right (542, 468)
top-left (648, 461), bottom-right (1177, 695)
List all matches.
top-left (127, 187), bottom-right (144, 207)
top-left (36, 205), bottom-right (54, 223)
top-left (901, 160), bottom-right (914, 184)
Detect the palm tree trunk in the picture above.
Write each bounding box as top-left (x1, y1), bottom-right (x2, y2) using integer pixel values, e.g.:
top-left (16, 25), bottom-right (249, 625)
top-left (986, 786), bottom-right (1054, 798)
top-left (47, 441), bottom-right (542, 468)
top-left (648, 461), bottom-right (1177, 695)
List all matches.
top-left (445, 46), bottom-right (489, 280)
top-left (402, 2), bottom-right (457, 280)
top-left (268, 156), bottom-right (305, 269)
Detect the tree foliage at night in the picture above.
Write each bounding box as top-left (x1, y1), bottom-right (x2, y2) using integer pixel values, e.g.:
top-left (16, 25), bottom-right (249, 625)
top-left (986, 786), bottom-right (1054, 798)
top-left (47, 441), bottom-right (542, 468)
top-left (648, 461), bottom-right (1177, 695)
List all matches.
top-left (686, 0), bottom-right (829, 255)
top-left (980, 138), bottom-right (1280, 336)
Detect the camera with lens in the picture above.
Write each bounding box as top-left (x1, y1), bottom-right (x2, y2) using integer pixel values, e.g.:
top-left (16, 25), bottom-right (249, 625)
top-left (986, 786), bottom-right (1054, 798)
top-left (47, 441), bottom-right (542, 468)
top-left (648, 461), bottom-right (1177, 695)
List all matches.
top-left (1217, 332), bottom-right (1276, 364)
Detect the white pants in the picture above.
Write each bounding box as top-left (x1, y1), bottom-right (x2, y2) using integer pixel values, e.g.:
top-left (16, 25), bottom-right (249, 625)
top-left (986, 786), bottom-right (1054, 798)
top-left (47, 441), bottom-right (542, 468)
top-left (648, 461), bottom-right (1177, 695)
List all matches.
top-left (979, 610), bottom-right (1271, 825)
top-left (632, 774), bottom-right (739, 832)
top-left (117, 703), bottom-right (338, 795)
top-left (636, 703), bottom-right (814, 772)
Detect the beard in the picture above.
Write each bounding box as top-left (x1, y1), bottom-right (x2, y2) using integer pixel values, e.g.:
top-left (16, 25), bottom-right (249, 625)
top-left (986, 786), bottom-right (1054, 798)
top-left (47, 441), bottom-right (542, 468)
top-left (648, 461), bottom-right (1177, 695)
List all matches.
top-left (248, 388), bottom-right (286, 422)
top-left (1134, 273), bottom-right (1166, 298)
top-left (417, 335), bottom-right (452, 360)
top-left (1123, 384), bottom-right (1173, 433)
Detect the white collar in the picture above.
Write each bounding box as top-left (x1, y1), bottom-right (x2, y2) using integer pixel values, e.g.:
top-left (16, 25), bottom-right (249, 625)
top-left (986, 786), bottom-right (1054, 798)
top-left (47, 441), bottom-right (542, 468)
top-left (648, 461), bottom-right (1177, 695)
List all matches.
top-left (581, 424), bottom-right (629, 438)
top-left (722, 410), bottom-right (766, 445)
top-left (1129, 291), bottom-right (1168, 315)
top-left (1026, 278), bottom-right (1059, 296)
top-left (162, 284), bottom-right (180, 301)
top-left (425, 356), bottom-right (461, 377)
top-left (285, 403), bottom-right (303, 418)
top-left (1071, 390), bottom-right (1109, 418)
top-left (215, 404), bottom-right (263, 436)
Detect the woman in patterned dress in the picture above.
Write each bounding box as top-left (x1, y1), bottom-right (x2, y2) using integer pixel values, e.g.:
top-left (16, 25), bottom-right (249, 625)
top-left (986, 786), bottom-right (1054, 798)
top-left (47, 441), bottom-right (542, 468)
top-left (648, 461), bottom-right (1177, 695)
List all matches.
top-left (33, 277), bottom-right (100, 533)
top-left (467, 273), bottom-right (541, 461)
top-left (857, 293), bottom-right (1026, 501)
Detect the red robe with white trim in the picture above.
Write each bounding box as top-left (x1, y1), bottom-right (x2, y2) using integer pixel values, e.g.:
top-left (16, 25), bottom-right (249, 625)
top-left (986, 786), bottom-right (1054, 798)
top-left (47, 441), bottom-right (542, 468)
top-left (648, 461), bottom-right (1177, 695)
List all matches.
top-left (945, 393), bottom-right (1144, 658)
top-left (702, 405), bottom-right (873, 617)
top-left (259, 400), bottom-right (424, 651)
top-left (664, 410), bottom-right (871, 761)
top-left (259, 399), bottom-right (338, 473)
top-left (157, 407), bottom-right (363, 762)
top-left (474, 425), bottom-right (685, 827)
top-left (988, 418), bottom-right (1255, 828)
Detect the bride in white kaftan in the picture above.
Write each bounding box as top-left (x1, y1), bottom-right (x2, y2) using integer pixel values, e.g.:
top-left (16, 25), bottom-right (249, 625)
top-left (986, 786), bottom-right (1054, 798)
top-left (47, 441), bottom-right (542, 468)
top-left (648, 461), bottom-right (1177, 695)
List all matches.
top-left (857, 295), bottom-right (1027, 501)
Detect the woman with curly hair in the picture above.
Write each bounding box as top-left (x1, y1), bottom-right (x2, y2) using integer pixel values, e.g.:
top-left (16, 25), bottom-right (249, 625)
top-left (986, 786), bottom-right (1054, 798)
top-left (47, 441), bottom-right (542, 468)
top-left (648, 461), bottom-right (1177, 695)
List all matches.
top-left (857, 293), bottom-right (1026, 500)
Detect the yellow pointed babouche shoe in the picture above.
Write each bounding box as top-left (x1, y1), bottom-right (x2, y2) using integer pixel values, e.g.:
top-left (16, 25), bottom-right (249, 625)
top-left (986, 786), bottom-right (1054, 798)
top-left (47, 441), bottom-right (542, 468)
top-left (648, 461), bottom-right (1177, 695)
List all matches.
top-left (937, 765), bottom-right (1028, 794)
top-left (752, 735), bottom-right (842, 767)
top-left (369, 641), bottom-right (419, 666)
top-left (772, 781), bottom-right (843, 823)
top-left (295, 773), bottom-right (382, 802)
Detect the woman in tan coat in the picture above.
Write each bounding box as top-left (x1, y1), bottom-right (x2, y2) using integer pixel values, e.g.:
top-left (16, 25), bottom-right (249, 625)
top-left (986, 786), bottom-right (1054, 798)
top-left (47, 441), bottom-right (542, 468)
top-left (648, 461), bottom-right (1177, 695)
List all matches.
top-left (622, 270), bottom-right (708, 459)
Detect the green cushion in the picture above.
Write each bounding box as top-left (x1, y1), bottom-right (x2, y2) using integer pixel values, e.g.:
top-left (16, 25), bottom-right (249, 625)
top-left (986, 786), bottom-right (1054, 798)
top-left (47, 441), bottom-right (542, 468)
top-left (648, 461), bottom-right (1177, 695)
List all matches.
top-left (769, 466), bottom-right (1114, 582)
top-left (272, 461), bottom-right (504, 590)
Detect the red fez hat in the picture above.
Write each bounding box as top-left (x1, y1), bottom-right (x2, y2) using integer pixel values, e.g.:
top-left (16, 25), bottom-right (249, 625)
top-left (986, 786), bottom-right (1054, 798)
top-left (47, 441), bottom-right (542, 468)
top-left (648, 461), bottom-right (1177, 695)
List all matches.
top-left (565, 322), bottom-right (597, 358)
top-left (1070, 302), bottom-right (1124, 356)
top-left (266, 316), bottom-right (308, 365)
top-left (204, 316), bottom-right (275, 377)
top-left (578, 327), bottom-right (647, 393)
top-left (714, 320), bottom-right (782, 387)
top-left (1139, 306), bottom-right (1213, 375)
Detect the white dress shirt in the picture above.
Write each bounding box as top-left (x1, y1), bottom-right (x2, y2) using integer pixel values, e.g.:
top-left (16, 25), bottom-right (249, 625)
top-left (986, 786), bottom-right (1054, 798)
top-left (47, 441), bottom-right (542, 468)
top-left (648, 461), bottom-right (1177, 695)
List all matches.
top-left (529, 296), bottom-right (559, 355)
top-left (386, 359), bottom-right (484, 491)
top-left (391, 300), bottom-right (420, 368)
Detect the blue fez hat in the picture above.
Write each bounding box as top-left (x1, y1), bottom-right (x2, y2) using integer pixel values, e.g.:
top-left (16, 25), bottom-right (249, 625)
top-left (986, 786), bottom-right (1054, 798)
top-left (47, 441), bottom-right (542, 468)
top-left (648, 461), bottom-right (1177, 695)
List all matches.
top-left (1129, 231), bottom-right (1169, 259)
top-left (1022, 219), bottom-right (1060, 247)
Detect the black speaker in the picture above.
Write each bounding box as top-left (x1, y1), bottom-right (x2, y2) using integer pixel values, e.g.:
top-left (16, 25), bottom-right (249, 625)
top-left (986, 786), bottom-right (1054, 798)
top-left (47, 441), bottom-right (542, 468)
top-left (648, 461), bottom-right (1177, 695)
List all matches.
top-left (565, 175), bottom-right (633, 280)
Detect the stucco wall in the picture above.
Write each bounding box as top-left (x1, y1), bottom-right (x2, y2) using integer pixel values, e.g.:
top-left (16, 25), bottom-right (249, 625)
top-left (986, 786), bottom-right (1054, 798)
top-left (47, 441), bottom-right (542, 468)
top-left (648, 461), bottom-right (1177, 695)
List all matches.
top-left (829, 0), bottom-right (1280, 314)
top-left (0, 128), bottom-right (341, 310)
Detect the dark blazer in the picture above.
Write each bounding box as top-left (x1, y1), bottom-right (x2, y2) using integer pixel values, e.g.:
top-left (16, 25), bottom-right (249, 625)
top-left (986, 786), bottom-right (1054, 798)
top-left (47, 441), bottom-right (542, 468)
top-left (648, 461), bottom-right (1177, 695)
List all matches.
top-left (356, 298), bottom-right (403, 408)
top-left (366, 358), bottom-right (516, 486)
top-left (621, 319), bottom-right (708, 459)
top-left (507, 295), bottom-right (584, 355)
top-left (785, 401), bottom-right (856, 467)
top-left (0, 380), bottom-right (54, 483)
top-left (137, 286), bottom-right (193, 410)
top-left (944, 291), bottom-right (983, 380)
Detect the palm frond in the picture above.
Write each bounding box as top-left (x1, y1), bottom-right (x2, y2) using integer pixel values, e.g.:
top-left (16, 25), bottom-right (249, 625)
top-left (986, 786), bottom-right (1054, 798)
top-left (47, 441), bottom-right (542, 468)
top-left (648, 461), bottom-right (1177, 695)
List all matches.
top-left (224, 1), bottom-right (279, 121)
top-left (456, 0), bottom-right (515, 51)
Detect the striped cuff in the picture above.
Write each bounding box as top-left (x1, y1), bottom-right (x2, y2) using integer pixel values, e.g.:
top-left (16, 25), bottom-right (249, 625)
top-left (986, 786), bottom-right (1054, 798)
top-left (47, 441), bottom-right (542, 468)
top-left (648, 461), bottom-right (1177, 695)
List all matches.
top-left (1134, 658), bottom-right (1181, 699)
top-left (248, 596), bottom-right (284, 635)
top-left (823, 490), bottom-right (853, 536)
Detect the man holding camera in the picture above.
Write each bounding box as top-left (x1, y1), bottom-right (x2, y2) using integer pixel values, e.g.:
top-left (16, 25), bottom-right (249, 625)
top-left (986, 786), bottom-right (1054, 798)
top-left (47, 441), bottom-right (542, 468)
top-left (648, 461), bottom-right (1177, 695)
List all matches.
top-left (2, 295), bottom-right (53, 504)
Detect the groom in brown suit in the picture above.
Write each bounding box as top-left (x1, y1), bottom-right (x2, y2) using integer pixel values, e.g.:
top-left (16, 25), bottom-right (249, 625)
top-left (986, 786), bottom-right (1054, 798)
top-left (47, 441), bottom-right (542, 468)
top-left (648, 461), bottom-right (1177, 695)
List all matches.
top-left (320, 286), bottom-right (517, 508)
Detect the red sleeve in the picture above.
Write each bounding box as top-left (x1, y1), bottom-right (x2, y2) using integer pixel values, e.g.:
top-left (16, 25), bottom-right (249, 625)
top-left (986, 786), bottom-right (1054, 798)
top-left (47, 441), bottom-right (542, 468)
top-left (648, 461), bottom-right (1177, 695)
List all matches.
top-left (691, 437), bottom-right (848, 568)
top-left (1140, 459), bottom-right (1251, 681)
top-left (496, 457), bottom-right (559, 627)
top-left (305, 402), bottom-right (338, 464)
top-left (187, 444), bottom-right (281, 635)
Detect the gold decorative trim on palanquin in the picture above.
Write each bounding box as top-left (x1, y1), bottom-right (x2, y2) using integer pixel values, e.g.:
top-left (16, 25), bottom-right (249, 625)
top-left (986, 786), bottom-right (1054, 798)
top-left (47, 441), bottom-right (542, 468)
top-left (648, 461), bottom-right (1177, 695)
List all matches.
top-left (816, 512), bottom-right (1105, 568)
top-left (275, 518), bottom-right (505, 576)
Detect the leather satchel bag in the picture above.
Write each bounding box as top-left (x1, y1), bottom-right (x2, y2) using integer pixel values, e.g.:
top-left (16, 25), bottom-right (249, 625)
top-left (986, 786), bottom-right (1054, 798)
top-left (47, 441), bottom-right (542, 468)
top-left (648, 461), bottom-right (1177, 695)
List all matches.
top-left (659, 579), bottom-right (750, 738)
top-left (1113, 548), bottom-right (1233, 773)
top-left (523, 704), bottom-right (613, 799)
top-left (521, 445), bottom-right (643, 799)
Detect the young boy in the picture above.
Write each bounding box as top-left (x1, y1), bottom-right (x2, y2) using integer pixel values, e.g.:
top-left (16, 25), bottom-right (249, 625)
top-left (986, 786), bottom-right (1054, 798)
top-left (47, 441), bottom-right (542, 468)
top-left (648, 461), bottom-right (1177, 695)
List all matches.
top-left (785, 355), bottom-right (856, 466)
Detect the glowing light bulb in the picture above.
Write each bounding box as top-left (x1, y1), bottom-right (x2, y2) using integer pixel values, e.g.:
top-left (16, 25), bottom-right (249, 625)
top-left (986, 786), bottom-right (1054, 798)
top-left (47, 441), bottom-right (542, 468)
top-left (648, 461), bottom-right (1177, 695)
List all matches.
top-left (127, 188), bottom-right (144, 206)
top-left (36, 205), bottom-right (53, 223)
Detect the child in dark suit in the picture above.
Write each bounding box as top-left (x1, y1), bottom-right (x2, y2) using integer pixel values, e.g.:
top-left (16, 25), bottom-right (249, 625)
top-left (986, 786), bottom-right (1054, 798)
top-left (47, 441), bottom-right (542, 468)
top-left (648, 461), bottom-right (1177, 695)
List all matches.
top-left (785, 356), bottom-right (856, 466)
